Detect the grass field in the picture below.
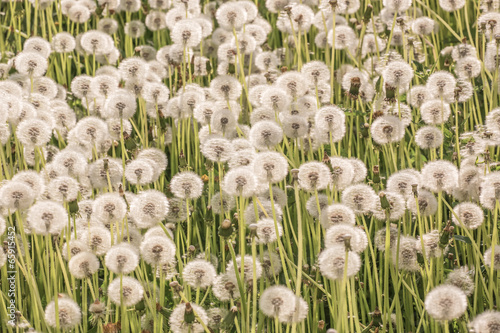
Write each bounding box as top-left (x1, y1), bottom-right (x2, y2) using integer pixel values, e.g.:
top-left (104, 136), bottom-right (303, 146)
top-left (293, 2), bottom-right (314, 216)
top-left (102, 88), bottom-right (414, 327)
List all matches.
top-left (0, 0), bottom-right (500, 332)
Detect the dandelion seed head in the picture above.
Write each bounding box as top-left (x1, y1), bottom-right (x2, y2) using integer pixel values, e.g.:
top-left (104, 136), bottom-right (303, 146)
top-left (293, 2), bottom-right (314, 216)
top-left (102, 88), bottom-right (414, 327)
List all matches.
top-left (27, 200), bottom-right (67, 235)
top-left (254, 218), bottom-right (283, 244)
top-left (253, 151), bottom-right (288, 184)
top-left (383, 60), bottom-right (414, 89)
top-left (420, 99), bottom-right (452, 125)
top-left (408, 189), bottom-right (438, 216)
top-left (392, 235), bottom-right (419, 271)
top-left (484, 247), bottom-right (500, 270)
top-left (276, 71), bottom-right (308, 99)
top-left (124, 20), bottom-right (146, 38)
top-left (45, 297), bottom-right (81, 329)
top-left (421, 160), bottom-right (458, 193)
top-left (452, 202), bottom-right (484, 229)
top-left (137, 148), bottom-right (168, 180)
top-left (328, 25), bottom-right (357, 50)
top-left (226, 255), bottom-right (263, 282)
top-left (182, 259), bottom-right (217, 289)
top-left (216, 2), bottom-right (248, 31)
top-left (210, 108), bottom-right (237, 135)
top-left (425, 285), bottom-right (467, 321)
top-left (170, 171), bottom-right (203, 199)
top-left (249, 120), bottom-right (283, 150)
top-left (415, 126), bottom-right (444, 149)
top-left (259, 285), bottom-right (296, 318)
top-left (426, 71), bottom-right (456, 102)
top-left (412, 16), bottom-right (436, 36)
top-left (371, 115), bottom-right (405, 145)
top-left (68, 251), bottom-right (100, 279)
top-left (108, 276), bottom-right (144, 307)
top-left (374, 226), bottom-right (399, 251)
top-left (439, 0), bottom-right (466, 12)
top-left (125, 159), bottom-right (154, 186)
top-left (88, 158), bottom-right (123, 189)
top-left (212, 273), bottom-right (241, 301)
top-left (169, 303), bottom-right (209, 333)
top-left (409, 85), bottom-right (431, 108)
top-left (140, 236), bottom-right (176, 265)
top-left (130, 190), bottom-right (170, 228)
top-left (329, 157), bottom-right (354, 190)
top-left (445, 266), bottom-right (475, 296)
top-left (244, 199), bottom-right (283, 225)
top-left (305, 193), bottom-right (329, 218)
top-left (93, 193), bottom-right (127, 225)
top-left (469, 310), bottom-right (500, 333)
top-left (416, 230), bottom-right (447, 259)
top-left (298, 161), bottom-right (331, 192)
top-left (318, 245), bottom-right (362, 280)
top-left (210, 75), bottom-right (242, 101)
top-left (80, 226), bottom-right (112, 256)
top-left (325, 224), bottom-right (368, 253)
top-left (0, 181), bottom-right (35, 211)
top-left (372, 191), bottom-right (406, 221)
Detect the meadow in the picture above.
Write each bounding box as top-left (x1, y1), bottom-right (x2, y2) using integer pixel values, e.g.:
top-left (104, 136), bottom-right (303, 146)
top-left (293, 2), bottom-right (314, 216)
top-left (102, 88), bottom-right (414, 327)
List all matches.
top-left (0, 0), bottom-right (500, 332)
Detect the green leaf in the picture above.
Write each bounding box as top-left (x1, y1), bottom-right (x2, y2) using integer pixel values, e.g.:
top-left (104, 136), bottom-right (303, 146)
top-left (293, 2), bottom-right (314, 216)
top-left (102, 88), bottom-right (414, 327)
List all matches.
top-left (453, 235), bottom-right (472, 244)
